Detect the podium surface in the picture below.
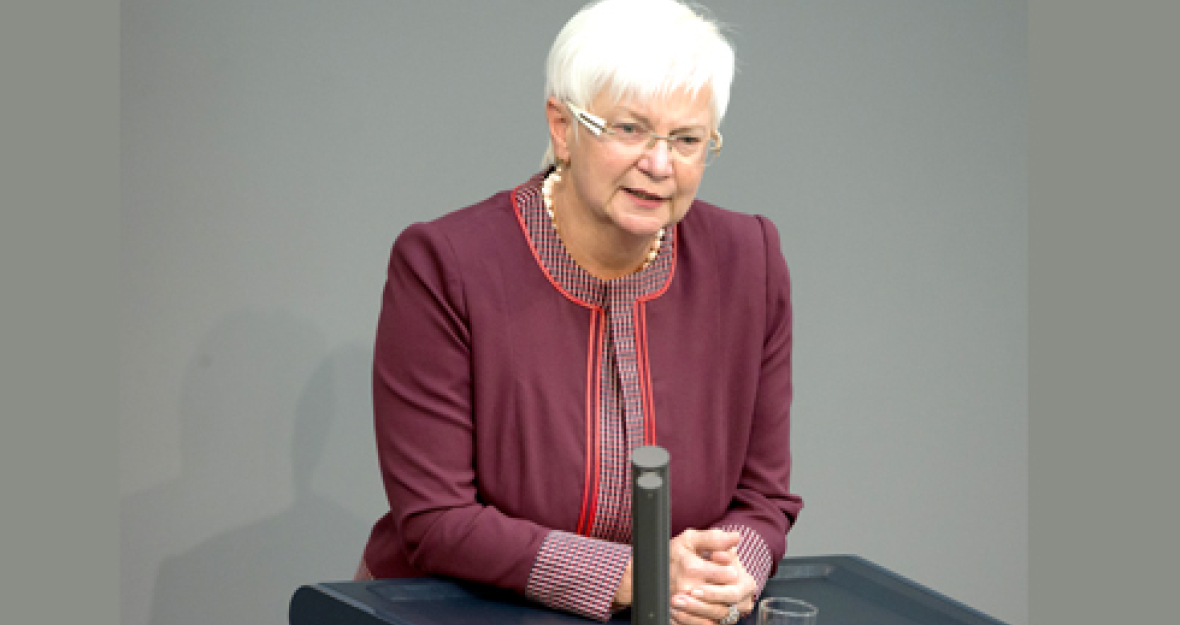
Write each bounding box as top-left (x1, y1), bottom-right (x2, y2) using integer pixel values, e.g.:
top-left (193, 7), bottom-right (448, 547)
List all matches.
top-left (290, 555), bottom-right (1009, 625)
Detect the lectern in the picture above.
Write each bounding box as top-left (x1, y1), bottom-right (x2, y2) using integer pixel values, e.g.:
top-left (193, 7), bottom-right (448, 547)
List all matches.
top-left (291, 446), bottom-right (1009, 625)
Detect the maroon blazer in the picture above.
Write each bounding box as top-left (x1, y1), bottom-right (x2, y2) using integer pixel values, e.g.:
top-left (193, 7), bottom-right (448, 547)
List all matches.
top-left (361, 175), bottom-right (803, 599)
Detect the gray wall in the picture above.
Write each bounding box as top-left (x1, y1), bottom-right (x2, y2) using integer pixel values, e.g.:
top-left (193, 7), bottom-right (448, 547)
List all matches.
top-left (120, 1), bottom-right (1027, 624)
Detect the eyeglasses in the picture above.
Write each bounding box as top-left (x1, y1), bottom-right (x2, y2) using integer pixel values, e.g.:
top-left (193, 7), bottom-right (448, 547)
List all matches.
top-left (566, 101), bottom-right (723, 166)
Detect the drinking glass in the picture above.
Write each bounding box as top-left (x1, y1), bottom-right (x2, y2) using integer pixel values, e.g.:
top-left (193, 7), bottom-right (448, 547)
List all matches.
top-left (757, 597), bottom-right (818, 625)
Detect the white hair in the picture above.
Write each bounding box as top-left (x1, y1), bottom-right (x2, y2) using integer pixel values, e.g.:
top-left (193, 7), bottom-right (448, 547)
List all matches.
top-left (541, 0), bottom-right (736, 168)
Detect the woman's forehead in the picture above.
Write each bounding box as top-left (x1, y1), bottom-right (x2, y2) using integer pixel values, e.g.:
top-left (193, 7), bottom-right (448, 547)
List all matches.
top-left (591, 85), bottom-right (714, 125)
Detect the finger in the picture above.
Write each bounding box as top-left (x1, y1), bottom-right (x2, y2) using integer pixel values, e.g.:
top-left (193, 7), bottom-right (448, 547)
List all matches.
top-left (672, 544), bottom-right (735, 583)
top-left (672, 605), bottom-right (719, 625)
top-left (686, 528), bottom-right (742, 554)
top-left (670, 607), bottom-right (693, 625)
top-left (675, 528), bottom-right (739, 556)
top-left (671, 607), bottom-right (720, 625)
top-left (680, 597), bottom-right (753, 624)
top-left (704, 560), bottom-right (742, 586)
top-left (689, 584), bottom-right (748, 608)
top-left (676, 554), bottom-right (739, 588)
top-left (705, 550), bottom-right (755, 588)
top-left (673, 593), bottom-right (732, 623)
top-left (708, 548), bottom-right (738, 565)
top-left (704, 583), bottom-right (759, 620)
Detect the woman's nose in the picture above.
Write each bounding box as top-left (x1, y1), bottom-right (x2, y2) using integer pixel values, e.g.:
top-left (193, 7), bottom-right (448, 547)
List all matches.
top-left (637, 137), bottom-right (674, 177)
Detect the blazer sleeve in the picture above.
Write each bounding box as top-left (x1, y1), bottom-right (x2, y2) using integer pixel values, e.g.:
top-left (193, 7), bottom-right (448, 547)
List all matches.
top-left (709, 215), bottom-right (804, 591)
top-left (371, 221), bottom-right (627, 621)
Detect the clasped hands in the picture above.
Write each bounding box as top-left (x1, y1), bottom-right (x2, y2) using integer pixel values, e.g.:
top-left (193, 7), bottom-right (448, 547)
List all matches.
top-left (615, 528), bottom-right (757, 625)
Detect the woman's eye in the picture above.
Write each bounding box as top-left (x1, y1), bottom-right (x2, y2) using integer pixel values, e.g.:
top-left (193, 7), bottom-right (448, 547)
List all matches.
top-left (675, 135), bottom-right (703, 146)
top-left (614, 123), bottom-right (643, 136)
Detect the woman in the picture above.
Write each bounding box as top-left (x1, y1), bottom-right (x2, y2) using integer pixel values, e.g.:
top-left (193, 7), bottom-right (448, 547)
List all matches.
top-left (357, 1), bottom-right (803, 623)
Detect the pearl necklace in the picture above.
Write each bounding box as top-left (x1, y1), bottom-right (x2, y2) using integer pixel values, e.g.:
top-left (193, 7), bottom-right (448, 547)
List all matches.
top-left (541, 167), bottom-right (665, 274)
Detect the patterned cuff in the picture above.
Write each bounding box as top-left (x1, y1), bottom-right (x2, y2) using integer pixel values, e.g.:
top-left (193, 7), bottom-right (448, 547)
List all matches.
top-left (715, 524), bottom-right (774, 595)
top-left (525, 530), bottom-right (632, 622)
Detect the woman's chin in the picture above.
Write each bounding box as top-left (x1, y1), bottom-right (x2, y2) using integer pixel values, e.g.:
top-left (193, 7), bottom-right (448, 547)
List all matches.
top-left (617, 222), bottom-right (667, 241)
top-left (612, 208), bottom-right (670, 236)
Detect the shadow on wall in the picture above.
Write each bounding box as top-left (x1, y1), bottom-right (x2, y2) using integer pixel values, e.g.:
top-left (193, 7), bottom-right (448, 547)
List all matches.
top-left (121, 311), bottom-right (376, 625)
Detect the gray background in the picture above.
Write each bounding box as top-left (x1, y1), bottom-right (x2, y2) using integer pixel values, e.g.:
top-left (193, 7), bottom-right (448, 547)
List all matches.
top-left (120, 1), bottom-right (1027, 625)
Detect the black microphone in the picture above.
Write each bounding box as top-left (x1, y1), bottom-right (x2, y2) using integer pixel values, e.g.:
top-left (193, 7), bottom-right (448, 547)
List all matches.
top-left (631, 445), bottom-right (670, 625)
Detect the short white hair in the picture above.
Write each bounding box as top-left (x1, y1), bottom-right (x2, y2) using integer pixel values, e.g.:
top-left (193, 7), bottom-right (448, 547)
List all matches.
top-left (541, 0), bottom-right (736, 168)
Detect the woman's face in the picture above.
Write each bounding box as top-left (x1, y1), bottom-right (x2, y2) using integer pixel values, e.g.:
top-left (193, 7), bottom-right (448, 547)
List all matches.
top-left (550, 86), bottom-right (714, 243)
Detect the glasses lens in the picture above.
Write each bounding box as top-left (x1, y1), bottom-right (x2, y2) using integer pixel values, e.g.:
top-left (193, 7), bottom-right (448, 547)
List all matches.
top-left (704, 134), bottom-right (722, 166)
top-left (609, 123), bottom-right (650, 147)
top-left (702, 143), bottom-right (719, 167)
top-left (671, 133), bottom-right (707, 160)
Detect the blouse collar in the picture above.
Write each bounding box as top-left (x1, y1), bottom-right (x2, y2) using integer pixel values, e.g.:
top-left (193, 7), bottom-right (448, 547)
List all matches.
top-left (513, 169), bottom-right (676, 308)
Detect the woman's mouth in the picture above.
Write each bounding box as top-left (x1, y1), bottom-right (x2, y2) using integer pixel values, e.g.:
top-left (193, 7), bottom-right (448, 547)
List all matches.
top-left (624, 187), bottom-right (666, 203)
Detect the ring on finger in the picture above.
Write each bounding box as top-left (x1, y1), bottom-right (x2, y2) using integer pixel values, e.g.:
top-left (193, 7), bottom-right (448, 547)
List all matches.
top-left (719, 604), bottom-right (740, 625)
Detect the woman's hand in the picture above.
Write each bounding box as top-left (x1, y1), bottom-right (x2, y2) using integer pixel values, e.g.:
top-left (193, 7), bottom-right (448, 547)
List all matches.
top-left (668, 529), bottom-right (758, 625)
top-left (611, 559), bottom-right (633, 611)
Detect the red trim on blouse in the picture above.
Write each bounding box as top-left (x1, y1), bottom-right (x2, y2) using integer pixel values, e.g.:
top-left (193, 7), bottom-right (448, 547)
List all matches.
top-left (636, 300), bottom-right (656, 445)
top-left (634, 223), bottom-right (678, 445)
top-left (577, 309), bottom-right (603, 535)
top-left (509, 179), bottom-right (601, 312)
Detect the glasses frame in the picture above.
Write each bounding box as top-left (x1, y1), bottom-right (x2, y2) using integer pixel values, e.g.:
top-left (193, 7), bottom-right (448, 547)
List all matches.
top-left (566, 101), bottom-right (723, 166)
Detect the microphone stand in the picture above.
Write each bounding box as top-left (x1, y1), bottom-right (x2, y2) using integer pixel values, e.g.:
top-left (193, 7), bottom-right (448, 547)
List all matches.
top-left (631, 446), bottom-right (670, 625)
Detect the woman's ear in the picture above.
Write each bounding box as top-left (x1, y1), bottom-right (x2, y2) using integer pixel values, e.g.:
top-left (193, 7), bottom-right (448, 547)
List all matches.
top-left (545, 96), bottom-right (572, 163)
